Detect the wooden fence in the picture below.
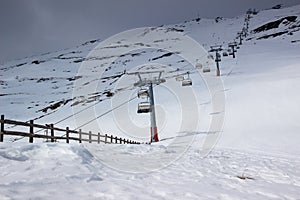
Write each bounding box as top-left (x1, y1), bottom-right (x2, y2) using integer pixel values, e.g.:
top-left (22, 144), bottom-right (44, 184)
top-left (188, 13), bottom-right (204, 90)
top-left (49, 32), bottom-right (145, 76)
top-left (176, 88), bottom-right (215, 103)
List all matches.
top-left (0, 115), bottom-right (140, 144)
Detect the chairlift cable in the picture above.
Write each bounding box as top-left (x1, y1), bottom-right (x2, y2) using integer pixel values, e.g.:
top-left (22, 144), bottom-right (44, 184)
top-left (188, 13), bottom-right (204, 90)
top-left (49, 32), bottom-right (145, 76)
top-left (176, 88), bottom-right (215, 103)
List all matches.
top-left (74, 96), bottom-right (137, 130)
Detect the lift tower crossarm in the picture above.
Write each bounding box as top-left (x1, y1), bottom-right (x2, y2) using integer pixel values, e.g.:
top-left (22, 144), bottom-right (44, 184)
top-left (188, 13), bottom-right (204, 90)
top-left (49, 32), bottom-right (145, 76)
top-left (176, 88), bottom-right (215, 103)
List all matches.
top-left (209, 45), bottom-right (223, 76)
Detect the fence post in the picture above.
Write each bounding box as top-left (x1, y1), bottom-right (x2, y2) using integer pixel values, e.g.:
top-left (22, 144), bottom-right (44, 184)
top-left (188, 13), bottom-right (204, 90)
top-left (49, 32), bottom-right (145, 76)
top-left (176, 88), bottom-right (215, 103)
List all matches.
top-left (66, 127), bottom-right (69, 143)
top-left (105, 134), bottom-right (107, 144)
top-left (50, 124), bottom-right (54, 142)
top-left (79, 129), bottom-right (82, 143)
top-left (98, 133), bottom-right (100, 144)
top-left (89, 131), bottom-right (92, 143)
top-left (29, 120), bottom-right (34, 143)
top-left (0, 115), bottom-right (4, 142)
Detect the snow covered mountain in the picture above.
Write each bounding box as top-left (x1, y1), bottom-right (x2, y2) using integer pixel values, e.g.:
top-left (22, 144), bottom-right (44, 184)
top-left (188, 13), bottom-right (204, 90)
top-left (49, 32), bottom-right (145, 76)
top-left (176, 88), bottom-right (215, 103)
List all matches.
top-left (1, 4), bottom-right (300, 199)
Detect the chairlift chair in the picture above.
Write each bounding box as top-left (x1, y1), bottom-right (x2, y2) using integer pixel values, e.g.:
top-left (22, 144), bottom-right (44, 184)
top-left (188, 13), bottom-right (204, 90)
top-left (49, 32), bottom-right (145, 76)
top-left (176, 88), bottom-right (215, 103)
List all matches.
top-left (137, 102), bottom-right (151, 113)
top-left (223, 51), bottom-right (228, 57)
top-left (203, 67), bottom-right (211, 73)
top-left (228, 49), bottom-right (233, 55)
top-left (195, 63), bottom-right (203, 69)
top-left (182, 72), bottom-right (192, 86)
top-left (138, 88), bottom-right (149, 98)
top-left (208, 54), bottom-right (214, 60)
top-left (175, 76), bottom-right (184, 81)
top-left (182, 78), bottom-right (192, 86)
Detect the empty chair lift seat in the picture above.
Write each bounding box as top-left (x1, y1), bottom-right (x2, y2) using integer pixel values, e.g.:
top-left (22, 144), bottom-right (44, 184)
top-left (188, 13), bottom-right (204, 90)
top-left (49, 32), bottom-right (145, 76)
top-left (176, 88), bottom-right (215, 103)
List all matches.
top-left (182, 78), bottom-right (192, 86)
top-left (203, 67), bottom-right (210, 73)
top-left (223, 51), bottom-right (228, 56)
top-left (137, 102), bottom-right (151, 113)
top-left (138, 89), bottom-right (149, 98)
top-left (175, 76), bottom-right (184, 81)
top-left (195, 63), bottom-right (203, 69)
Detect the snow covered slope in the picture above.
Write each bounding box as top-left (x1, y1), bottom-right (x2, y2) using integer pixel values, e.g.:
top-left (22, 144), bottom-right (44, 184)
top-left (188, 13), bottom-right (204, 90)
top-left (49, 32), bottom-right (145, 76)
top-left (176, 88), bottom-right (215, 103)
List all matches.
top-left (0, 142), bottom-right (299, 200)
top-left (1, 4), bottom-right (300, 200)
top-left (1, 4), bottom-right (299, 154)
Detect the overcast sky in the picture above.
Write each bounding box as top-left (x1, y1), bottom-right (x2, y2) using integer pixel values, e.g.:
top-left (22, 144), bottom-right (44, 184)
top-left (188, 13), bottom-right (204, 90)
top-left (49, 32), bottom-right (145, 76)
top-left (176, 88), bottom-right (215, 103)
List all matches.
top-left (1, 0), bottom-right (300, 63)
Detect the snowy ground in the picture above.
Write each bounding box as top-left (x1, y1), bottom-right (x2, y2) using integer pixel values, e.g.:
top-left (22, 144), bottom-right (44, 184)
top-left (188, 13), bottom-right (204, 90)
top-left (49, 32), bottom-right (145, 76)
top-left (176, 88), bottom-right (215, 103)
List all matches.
top-left (0, 142), bottom-right (300, 200)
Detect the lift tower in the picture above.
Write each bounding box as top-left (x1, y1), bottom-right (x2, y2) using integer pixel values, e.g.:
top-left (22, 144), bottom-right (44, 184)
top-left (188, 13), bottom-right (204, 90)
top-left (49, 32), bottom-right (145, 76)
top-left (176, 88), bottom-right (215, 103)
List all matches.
top-left (131, 70), bottom-right (165, 143)
top-left (228, 42), bottom-right (238, 59)
top-left (237, 32), bottom-right (243, 45)
top-left (209, 45), bottom-right (223, 76)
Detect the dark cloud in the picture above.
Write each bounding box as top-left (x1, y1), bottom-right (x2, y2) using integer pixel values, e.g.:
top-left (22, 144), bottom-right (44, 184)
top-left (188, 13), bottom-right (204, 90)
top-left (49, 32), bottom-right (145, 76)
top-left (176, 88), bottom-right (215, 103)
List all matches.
top-left (0, 0), bottom-right (300, 63)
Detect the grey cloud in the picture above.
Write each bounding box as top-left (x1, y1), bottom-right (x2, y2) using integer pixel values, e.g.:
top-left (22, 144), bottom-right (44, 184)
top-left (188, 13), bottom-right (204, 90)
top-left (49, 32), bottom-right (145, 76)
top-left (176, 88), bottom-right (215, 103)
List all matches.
top-left (0, 0), bottom-right (300, 63)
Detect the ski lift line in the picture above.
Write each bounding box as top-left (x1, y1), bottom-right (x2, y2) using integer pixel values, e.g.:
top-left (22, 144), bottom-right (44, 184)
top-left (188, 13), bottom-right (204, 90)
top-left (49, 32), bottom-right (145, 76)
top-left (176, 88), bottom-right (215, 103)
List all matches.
top-left (5, 97), bottom-right (104, 140)
top-left (52, 55), bottom-right (206, 128)
top-left (74, 95), bottom-right (137, 130)
top-left (9, 98), bottom-right (110, 143)
top-left (12, 76), bottom-right (160, 141)
top-left (127, 70), bottom-right (165, 75)
top-left (8, 51), bottom-right (211, 141)
top-left (17, 57), bottom-right (209, 131)
top-left (54, 97), bottom-right (109, 126)
top-left (21, 94), bottom-right (138, 139)
top-left (15, 97), bottom-right (110, 142)
top-left (158, 54), bottom-right (214, 79)
top-left (128, 51), bottom-right (210, 76)
top-left (73, 84), bottom-right (163, 130)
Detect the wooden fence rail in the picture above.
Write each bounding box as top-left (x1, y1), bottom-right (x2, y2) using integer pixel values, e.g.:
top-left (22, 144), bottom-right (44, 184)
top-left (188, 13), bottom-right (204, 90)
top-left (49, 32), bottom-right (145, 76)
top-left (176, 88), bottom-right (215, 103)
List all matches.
top-left (0, 115), bottom-right (140, 144)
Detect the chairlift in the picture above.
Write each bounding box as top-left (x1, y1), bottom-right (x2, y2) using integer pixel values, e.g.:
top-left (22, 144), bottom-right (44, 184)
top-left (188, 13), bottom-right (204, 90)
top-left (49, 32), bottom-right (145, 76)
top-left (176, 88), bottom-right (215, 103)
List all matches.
top-left (137, 102), bottom-right (151, 113)
top-left (138, 89), bottom-right (149, 98)
top-left (175, 76), bottom-right (184, 81)
top-left (195, 63), bottom-right (203, 69)
top-left (182, 72), bottom-right (192, 86)
top-left (182, 79), bottom-right (192, 86)
top-left (223, 51), bottom-right (228, 57)
top-left (208, 54), bottom-right (214, 60)
top-left (203, 67), bottom-right (211, 73)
